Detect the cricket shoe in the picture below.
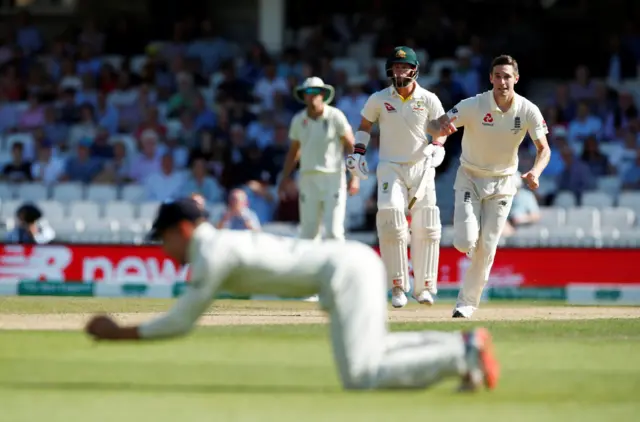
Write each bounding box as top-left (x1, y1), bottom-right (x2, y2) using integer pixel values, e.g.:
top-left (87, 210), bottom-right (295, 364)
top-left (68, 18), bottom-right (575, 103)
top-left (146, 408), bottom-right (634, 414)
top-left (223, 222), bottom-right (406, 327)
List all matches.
top-left (412, 290), bottom-right (434, 305)
top-left (452, 305), bottom-right (475, 318)
top-left (391, 287), bottom-right (408, 308)
top-left (459, 327), bottom-right (500, 392)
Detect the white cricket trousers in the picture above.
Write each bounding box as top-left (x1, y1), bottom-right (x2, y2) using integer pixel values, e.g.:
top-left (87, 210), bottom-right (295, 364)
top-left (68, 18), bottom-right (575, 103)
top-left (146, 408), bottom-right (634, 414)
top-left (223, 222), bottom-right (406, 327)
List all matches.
top-left (298, 171), bottom-right (346, 241)
top-left (375, 160), bottom-right (441, 294)
top-left (321, 242), bottom-right (465, 389)
top-left (453, 166), bottom-right (515, 309)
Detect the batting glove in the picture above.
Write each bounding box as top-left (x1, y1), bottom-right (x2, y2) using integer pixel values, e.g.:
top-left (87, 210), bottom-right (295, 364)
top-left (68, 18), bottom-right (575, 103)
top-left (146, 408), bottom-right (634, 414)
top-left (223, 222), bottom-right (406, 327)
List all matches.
top-left (425, 142), bottom-right (446, 168)
top-left (346, 143), bottom-right (369, 180)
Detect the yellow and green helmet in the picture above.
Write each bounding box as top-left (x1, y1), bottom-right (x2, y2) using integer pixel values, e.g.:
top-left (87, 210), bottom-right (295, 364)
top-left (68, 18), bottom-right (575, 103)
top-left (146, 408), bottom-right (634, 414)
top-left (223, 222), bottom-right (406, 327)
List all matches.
top-left (386, 46), bottom-right (419, 88)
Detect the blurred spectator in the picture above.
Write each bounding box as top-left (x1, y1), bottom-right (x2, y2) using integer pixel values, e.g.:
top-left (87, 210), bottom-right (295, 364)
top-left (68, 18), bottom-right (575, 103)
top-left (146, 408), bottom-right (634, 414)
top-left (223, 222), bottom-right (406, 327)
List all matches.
top-left (603, 34), bottom-right (637, 84)
top-left (216, 188), bottom-right (261, 230)
top-left (31, 141), bottom-right (64, 186)
top-left (95, 91), bottom-right (119, 134)
top-left (163, 22), bottom-right (188, 63)
top-left (569, 65), bottom-right (596, 103)
top-left (175, 109), bottom-right (199, 148)
top-left (58, 88), bottom-right (81, 125)
top-left (135, 106), bottom-right (167, 141)
top-left (246, 110), bottom-right (275, 149)
top-left (144, 153), bottom-right (186, 201)
top-left (337, 76), bottom-right (367, 131)
top-left (129, 129), bottom-right (162, 183)
top-left (59, 58), bottom-right (83, 92)
top-left (43, 106), bottom-right (69, 148)
top-left (94, 141), bottom-right (132, 185)
top-left (89, 127), bottom-right (115, 161)
top-left (432, 67), bottom-right (465, 111)
top-left (453, 46), bottom-right (480, 96)
top-left (603, 91), bottom-right (638, 140)
top-left (182, 157), bottom-right (224, 203)
top-left (240, 42), bottom-right (269, 85)
top-left (98, 64), bottom-right (118, 94)
top-left (0, 92), bottom-right (18, 133)
top-left (551, 84), bottom-right (576, 123)
top-left (568, 101), bottom-right (602, 144)
top-left (610, 130), bottom-right (639, 175)
top-left (591, 82), bottom-right (615, 122)
top-left (69, 103), bottom-right (98, 146)
top-left (557, 146), bottom-right (596, 200)
top-left (167, 72), bottom-right (199, 118)
top-left (502, 172), bottom-right (541, 237)
top-left (277, 47), bottom-right (304, 79)
top-left (76, 74), bottom-right (99, 107)
top-left (244, 180), bottom-right (277, 224)
top-left (6, 203), bottom-right (55, 244)
top-left (1, 64), bottom-right (25, 101)
top-left (193, 94), bottom-right (216, 131)
top-left (15, 11), bottom-right (43, 55)
top-left (262, 123), bottom-right (290, 183)
top-left (62, 139), bottom-right (103, 183)
top-left (27, 63), bottom-right (56, 101)
top-left (217, 61), bottom-right (252, 103)
top-left (2, 142), bottom-right (32, 183)
top-left (186, 19), bottom-right (233, 75)
top-left (161, 134), bottom-right (189, 170)
top-left (622, 150), bottom-right (640, 190)
top-left (254, 60), bottom-right (288, 111)
top-left (76, 43), bottom-right (102, 77)
top-left (581, 135), bottom-right (616, 177)
top-left (18, 93), bottom-right (45, 130)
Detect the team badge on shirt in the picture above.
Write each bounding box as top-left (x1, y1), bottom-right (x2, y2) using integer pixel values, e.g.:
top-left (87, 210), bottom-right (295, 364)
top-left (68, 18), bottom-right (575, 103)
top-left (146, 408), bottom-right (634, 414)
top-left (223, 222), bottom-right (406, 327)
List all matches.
top-left (382, 182), bottom-right (389, 192)
top-left (413, 100), bottom-right (425, 112)
top-left (384, 102), bottom-right (397, 113)
top-left (450, 107), bottom-right (458, 114)
top-left (482, 113), bottom-right (494, 126)
top-left (512, 116), bottom-right (522, 134)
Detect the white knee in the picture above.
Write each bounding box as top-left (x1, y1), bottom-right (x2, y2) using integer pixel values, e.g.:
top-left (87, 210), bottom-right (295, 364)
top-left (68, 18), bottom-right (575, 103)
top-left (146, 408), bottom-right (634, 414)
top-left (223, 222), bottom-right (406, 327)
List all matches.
top-left (376, 208), bottom-right (408, 241)
top-left (454, 229), bottom-right (478, 253)
top-left (410, 206), bottom-right (441, 240)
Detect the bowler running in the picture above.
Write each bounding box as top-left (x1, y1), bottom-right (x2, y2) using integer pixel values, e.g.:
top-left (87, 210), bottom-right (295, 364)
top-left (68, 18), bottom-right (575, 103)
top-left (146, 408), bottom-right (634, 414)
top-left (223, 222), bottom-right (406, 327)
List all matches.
top-left (427, 55), bottom-right (551, 319)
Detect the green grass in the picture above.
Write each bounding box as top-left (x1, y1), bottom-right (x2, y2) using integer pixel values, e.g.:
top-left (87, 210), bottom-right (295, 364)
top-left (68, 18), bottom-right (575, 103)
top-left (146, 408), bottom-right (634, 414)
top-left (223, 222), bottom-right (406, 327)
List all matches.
top-left (1, 318), bottom-right (639, 421)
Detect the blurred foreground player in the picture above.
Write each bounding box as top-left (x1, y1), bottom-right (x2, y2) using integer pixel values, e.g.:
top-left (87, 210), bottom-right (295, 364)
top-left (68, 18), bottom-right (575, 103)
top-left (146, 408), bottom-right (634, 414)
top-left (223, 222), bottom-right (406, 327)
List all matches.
top-left (86, 198), bottom-right (499, 392)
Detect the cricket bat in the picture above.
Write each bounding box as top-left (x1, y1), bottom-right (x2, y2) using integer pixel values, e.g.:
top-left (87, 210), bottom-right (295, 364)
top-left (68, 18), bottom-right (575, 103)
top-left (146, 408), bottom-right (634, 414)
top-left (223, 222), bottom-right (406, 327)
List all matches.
top-left (408, 155), bottom-right (434, 210)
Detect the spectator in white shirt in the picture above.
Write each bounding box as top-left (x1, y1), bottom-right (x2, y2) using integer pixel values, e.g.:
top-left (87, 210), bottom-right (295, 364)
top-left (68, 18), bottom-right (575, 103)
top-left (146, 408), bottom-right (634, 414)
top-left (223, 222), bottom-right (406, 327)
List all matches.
top-left (144, 153), bottom-right (186, 201)
top-left (253, 61), bottom-right (288, 111)
top-left (336, 75), bottom-right (368, 131)
top-left (568, 101), bottom-right (603, 144)
top-left (31, 141), bottom-right (64, 186)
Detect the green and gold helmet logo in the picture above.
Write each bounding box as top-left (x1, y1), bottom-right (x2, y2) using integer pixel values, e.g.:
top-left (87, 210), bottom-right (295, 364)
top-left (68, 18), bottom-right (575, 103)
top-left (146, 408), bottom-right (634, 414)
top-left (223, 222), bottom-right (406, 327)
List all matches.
top-left (396, 50), bottom-right (407, 58)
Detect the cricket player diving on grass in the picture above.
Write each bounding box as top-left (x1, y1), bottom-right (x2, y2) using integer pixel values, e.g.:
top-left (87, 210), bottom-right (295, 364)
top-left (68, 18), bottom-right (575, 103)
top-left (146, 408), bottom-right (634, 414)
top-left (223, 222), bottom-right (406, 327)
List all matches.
top-left (85, 198), bottom-right (499, 392)
top-left (347, 46), bottom-right (448, 308)
top-left (426, 55), bottom-right (551, 319)
top-left (278, 77), bottom-right (359, 241)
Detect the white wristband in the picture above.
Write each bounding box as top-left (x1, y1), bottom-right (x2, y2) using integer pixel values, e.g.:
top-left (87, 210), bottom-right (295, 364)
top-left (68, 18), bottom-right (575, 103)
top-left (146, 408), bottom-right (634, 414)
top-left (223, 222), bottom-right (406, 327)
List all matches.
top-left (355, 131), bottom-right (371, 147)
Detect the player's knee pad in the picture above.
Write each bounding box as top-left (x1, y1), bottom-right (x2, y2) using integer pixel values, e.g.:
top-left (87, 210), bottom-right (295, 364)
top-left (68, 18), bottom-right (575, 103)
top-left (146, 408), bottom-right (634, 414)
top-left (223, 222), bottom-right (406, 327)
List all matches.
top-left (410, 206), bottom-right (441, 241)
top-left (453, 228), bottom-right (478, 254)
top-left (376, 208), bottom-right (408, 241)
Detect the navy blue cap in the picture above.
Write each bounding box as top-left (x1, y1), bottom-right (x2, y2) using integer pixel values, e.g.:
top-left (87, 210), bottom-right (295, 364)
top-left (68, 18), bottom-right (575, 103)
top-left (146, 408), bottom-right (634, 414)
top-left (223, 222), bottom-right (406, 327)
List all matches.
top-left (147, 198), bottom-right (206, 241)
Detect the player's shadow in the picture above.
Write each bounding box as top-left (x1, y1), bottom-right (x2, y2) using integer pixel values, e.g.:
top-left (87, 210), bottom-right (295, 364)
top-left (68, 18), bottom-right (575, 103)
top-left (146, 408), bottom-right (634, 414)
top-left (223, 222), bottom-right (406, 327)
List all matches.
top-left (0, 380), bottom-right (339, 395)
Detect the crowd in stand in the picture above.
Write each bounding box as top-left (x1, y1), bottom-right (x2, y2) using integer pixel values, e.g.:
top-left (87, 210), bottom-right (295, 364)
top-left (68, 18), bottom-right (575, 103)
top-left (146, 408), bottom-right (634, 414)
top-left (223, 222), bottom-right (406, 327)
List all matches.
top-left (1, 11), bottom-right (640, 236)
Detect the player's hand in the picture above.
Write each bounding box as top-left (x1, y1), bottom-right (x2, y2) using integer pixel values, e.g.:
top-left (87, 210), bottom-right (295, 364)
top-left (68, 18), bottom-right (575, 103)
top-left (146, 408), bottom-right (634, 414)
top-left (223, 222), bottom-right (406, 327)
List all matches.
top-left (86, 315), bottom-right (120, 341)
top-left (521, 171), bottom-right (540, 190)
top-left (437, 115), bottom-right (457, 136)
top-left (425, 143), bottom-right (446, 168)
top-left (346, 143), bottom-right (369, 180)
top-left (348, 176), bottom-right (360, 196)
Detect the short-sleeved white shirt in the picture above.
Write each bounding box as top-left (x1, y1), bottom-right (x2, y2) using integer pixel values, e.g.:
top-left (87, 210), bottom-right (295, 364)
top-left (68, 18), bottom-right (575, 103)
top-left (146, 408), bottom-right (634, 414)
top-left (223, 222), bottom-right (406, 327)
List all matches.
top-left (446, 90), bottom-right (548, 177)
top-left (361, 84), bottom-right (444, 163)
top-left (289, 105), bottom-right (352, 173)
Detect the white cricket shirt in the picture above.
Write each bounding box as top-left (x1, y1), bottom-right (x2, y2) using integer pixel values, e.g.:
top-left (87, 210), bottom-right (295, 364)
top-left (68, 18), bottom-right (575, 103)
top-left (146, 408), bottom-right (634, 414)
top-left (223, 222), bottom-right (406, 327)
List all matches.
top-left (446, 90), bottom-right (548, 177)
top-left (361, 84), bottom-right (444, 163)
top-left (138, 222), bottom-right (373, 339)
top-left (289, 105), bottom-right (352, 174)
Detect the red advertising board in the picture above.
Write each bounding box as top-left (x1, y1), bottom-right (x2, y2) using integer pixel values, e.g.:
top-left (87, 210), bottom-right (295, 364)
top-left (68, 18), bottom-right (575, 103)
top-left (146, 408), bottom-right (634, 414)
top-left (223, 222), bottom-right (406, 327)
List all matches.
top-left (0, 244), bottom-right (638, 286)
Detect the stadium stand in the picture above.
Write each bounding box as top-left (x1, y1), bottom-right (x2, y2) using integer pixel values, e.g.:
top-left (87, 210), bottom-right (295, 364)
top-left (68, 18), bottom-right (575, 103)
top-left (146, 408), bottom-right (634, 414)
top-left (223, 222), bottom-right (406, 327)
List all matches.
top-left (1, 3), bottom-right (640, 247)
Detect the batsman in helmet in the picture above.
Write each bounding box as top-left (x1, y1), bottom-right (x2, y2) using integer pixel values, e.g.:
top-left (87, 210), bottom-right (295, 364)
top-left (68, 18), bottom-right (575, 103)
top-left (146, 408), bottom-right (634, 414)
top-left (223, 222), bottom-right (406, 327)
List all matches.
top-left (346, 46), bottom-right (447, 308)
